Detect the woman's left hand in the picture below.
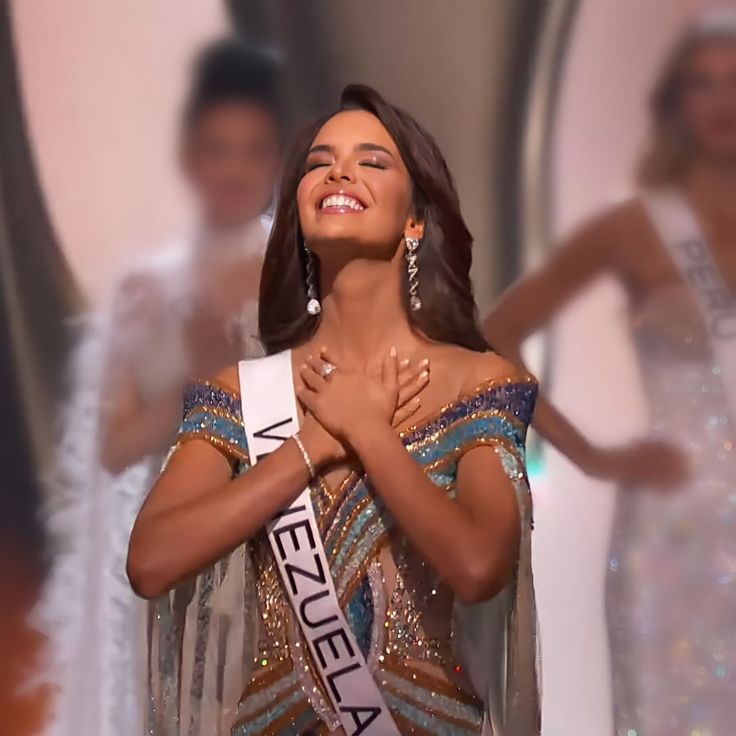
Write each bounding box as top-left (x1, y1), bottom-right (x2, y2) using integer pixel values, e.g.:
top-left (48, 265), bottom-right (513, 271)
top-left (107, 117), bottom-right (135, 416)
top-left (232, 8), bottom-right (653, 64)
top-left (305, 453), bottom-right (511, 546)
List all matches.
top-left (298, 348), bottom-right (401, 442)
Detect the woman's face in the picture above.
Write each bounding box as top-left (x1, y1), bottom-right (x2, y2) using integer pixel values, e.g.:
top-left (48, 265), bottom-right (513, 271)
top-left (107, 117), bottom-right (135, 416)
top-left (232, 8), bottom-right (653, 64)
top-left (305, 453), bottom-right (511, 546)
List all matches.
top-left (297, 110), bottom-right (417, 259)
top-left (680, 40), bottom-right (736, 159)
top-left (183, 101), bottom-right (280, 227)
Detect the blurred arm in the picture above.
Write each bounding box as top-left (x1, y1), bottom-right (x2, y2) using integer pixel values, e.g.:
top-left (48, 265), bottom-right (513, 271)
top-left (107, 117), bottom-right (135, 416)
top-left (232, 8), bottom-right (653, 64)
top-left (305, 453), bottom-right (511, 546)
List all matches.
top-left (98, 357), bottom-right (183, 474)
top-left (483, 212), bottom-right (618, 473)
top-left (97, 273), bottom-right (184, 474)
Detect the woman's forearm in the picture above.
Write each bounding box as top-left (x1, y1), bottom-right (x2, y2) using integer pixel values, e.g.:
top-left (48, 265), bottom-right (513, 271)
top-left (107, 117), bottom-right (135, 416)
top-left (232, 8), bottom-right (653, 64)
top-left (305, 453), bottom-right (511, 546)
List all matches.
top-left (529, 392), bottom-right (598, 470)
top-left (127, 439), bottom-right (310, 598)
top-left (491, 344), bottom-right (597, 472)
top-left (348, 420), bottom-right (510, 601)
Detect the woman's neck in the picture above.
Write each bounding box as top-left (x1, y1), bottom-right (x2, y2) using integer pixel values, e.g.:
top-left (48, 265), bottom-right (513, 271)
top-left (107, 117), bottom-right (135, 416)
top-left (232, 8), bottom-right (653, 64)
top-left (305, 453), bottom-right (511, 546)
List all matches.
top-left (313, 254), bottom-right (420, 367)
top-left (683, 155), bottom-right (736, 218)
top-left (194, 216), bottom-right (266, 260)
top-left (200, 215), bottom-right (261, 240)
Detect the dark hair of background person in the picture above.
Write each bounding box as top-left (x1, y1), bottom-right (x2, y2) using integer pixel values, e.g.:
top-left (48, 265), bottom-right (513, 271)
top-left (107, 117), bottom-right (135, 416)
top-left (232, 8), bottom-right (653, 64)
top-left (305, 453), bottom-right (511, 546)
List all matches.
top-left (182, 36), bottom-right (284, 131)
top-left (259, 84), bottom-right (489, 355)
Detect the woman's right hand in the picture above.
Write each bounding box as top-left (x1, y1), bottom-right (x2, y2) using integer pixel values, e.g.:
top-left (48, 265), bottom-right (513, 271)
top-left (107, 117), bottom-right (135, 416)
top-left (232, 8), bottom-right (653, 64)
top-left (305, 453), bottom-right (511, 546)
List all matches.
top-left (299, 355), bottom-right (430, 469)
top-left (583, 439), bottom-right (690, 491)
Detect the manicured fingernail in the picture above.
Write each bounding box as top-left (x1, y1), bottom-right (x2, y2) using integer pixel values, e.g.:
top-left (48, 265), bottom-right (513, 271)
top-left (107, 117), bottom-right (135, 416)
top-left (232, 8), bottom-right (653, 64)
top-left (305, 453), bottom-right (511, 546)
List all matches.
top-left (400, 358), bottom-right (410, 369)
top-left (390, 346), bottom-right (397, 357)
top-left (419, 371), bottom-right (429, 381)
top-left (420, 358), bottom-right (430, 368)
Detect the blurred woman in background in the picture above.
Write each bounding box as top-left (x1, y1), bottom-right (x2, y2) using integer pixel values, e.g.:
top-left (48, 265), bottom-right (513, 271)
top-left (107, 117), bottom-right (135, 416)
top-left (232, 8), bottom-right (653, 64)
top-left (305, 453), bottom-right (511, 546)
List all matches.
top-left (484, 9), bottom-right (736, 736)
top-left (30, 38), bottom-right (282, 736)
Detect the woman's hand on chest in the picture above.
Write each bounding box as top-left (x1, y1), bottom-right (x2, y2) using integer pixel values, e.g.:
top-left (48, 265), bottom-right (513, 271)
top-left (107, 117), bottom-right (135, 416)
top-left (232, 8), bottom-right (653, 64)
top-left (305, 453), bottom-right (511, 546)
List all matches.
top-left (297, 347), bottom-right (429, 447)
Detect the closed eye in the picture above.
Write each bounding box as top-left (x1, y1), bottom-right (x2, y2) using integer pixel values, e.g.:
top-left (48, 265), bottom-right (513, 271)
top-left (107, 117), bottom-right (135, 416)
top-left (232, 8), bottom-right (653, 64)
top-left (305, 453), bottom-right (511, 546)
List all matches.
top-left (360, 160), bottom-right (388, 170)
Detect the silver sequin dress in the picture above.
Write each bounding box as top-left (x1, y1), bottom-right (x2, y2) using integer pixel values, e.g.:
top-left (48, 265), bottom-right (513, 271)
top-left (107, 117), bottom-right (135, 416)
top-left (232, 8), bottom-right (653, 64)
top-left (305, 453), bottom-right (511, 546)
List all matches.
top-left (606, 285), bottom-right (736, 735)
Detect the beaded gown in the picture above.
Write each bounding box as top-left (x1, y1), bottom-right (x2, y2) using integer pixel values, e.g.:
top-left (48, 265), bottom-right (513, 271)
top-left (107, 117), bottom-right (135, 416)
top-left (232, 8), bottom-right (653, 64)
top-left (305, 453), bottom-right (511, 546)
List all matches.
top-left (606, 280), bottom-right (736, 735)
top-left (148, 367), bottom-right (541, 735)
top-left (29, 219), bottom-right (269, 736)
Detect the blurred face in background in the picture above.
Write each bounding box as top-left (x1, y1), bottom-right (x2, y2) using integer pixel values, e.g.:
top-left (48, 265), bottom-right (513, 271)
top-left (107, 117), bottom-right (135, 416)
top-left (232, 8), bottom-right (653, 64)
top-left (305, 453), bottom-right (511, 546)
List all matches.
top-left (182, 101), bottom-right (281, 227)
top-left (680, 40), bottom-right (736, 161)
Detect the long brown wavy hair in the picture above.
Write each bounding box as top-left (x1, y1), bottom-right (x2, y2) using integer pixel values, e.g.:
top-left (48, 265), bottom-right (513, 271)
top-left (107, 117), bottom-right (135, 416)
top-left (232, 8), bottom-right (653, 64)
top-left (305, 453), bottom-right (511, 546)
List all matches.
top-left (638, 8), bottom-right (736, 186)
top-left (259, 84), bottom-right (488, 355)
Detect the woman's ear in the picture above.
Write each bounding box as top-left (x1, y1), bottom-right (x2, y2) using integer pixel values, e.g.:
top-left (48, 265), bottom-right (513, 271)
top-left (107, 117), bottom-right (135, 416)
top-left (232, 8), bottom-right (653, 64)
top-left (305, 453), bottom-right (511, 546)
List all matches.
top-left (404, 215), bottom-right (425, 241)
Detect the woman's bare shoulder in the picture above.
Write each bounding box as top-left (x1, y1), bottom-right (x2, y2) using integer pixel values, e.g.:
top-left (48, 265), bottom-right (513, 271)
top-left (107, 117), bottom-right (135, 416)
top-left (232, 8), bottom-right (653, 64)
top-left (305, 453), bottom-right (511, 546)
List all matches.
top-left (428, 344), bottom-right (533, 396)
top-left (460, 350), bottom-right (533, 392)
top-left (544, 196), bottom-right (654, 282)
top-left (211, 364), bottom-right (241, 394)
top-left (577, 195), bottom-right (653, 243)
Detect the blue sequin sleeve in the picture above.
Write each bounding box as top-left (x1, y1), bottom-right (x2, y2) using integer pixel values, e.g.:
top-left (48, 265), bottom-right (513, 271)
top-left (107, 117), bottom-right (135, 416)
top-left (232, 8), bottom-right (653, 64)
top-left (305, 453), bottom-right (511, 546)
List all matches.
top-left (454, 376), bottom-right (537, 484)
top-left (176, 379), bottom-right (249, 470)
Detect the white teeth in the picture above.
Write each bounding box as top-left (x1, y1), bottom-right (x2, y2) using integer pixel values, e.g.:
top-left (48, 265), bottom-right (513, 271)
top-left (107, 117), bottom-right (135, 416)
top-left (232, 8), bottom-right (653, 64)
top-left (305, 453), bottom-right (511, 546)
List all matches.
top-left (320, 194), bottom-right (364, 211)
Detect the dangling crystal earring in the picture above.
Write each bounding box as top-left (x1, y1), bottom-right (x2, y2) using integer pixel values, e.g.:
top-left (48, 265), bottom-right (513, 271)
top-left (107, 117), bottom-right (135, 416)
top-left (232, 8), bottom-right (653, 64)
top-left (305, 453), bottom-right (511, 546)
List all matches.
top-left (405, 236), bottom-right (422, 311)
top-left (302, 237), bottom-right (321, 316)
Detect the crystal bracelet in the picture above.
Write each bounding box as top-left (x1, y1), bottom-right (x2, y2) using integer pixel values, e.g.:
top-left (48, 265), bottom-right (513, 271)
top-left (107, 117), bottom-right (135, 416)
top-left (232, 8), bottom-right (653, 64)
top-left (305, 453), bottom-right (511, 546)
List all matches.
top-left (292, 433), bottom-right (315, 480)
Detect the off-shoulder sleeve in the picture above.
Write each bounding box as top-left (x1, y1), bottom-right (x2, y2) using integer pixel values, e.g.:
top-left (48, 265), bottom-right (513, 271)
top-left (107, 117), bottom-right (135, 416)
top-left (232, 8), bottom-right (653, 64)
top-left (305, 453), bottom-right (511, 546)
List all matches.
top-left (455, 375), bottom-right (538, 484)
top-left (402, 374), bottom-right (538, 486)
top-left (176, 379), bottom-right (249, 467)
top-left (452, 375), bottom-right (541, 734)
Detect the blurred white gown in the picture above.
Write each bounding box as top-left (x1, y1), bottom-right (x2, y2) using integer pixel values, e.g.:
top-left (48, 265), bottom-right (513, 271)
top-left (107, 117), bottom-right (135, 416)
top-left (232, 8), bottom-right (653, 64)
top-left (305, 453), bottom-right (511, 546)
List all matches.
top-left (30, 218), bottom-right (269, 736)
top-left (606, 193), bottom-right (736, 735)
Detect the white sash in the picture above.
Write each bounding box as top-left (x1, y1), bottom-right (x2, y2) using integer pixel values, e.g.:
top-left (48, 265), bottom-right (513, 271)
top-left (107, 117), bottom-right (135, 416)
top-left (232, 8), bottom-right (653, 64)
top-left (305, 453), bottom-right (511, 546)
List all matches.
top-left (238, 351), bottom-right (400, 736)
top-left (644, 190), bottom-right (736, 425)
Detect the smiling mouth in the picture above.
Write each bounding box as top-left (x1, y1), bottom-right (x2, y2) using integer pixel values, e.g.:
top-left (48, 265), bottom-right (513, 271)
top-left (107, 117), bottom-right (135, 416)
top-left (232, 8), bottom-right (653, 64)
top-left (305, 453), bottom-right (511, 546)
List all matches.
top-left (319, 194), bottom-right (366, 213)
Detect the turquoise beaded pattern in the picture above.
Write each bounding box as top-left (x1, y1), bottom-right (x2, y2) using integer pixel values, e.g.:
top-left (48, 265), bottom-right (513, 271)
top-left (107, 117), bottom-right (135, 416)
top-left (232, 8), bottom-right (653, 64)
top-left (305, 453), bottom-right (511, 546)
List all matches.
top-left (179, 379), bottom-right (249, 464)
top-left (172, 376), bottom-right (537, 735)
top-left (326, 376), bottom-right (537, 607)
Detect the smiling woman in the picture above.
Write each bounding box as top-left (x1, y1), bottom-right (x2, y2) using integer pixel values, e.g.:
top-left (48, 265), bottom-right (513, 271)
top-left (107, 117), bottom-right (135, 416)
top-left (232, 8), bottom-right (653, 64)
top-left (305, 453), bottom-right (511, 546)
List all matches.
top-left (260, 86), bottom-right (488, 357)
top-left (130, 85), bottom-right (540, 736)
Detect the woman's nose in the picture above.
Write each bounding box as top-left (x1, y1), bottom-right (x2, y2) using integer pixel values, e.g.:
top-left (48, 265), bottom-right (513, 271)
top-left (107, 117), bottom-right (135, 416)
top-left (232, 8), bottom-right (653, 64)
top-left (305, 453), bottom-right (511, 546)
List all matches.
top-left (325, 159), bottom-right (356, 183)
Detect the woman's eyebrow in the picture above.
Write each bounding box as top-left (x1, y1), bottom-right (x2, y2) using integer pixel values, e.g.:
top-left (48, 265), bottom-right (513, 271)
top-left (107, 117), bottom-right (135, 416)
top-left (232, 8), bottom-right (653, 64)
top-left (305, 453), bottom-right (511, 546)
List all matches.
top-left (307, 144), bottom-right (333, 155)
top-left (307, 142), bottom-right (396, 159)
top-left (355, 142), bottom-right (395, 158)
